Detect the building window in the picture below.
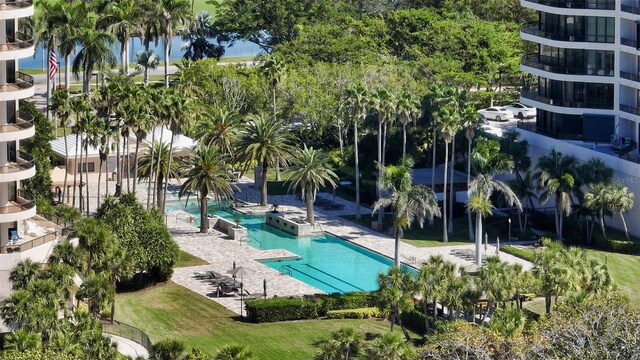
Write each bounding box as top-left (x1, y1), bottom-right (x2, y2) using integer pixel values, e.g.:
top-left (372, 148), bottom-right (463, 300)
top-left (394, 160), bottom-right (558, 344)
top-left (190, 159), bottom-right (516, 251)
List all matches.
top-left (77, 162), bottom-right (95, 173)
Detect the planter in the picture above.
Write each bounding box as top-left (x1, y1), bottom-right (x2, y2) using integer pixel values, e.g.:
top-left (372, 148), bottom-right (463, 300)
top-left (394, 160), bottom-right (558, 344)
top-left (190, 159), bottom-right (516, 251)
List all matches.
top-left (265, 212), bottom-right (313, 236)
top-left (229, 226), bottom-right (248, 241)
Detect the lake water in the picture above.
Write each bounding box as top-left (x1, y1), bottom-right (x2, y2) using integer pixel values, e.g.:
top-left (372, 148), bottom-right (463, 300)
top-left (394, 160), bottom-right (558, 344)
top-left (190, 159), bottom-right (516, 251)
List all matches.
top-left (19, 36), bottom-right (261, 69)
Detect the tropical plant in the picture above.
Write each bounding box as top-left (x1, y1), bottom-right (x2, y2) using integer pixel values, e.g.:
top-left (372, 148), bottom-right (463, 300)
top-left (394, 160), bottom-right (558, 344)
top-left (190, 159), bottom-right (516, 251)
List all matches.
top-left (215, 344), bottom-right (255, 360)
top-left (239, 113), bottom-right (293, 206)
top-left (67, 26), bottom-right (117, 93)
top-left (370, 87), bottom-right (396, 227)
top-left (345, 83), bottom-right (369, 219)
top-left (363, 332), bottom-right (415, 360)
top-left (9, 259), bottom-right (42, 291)
top-left (102, 247), bottom-right (133, 324)
top-left (136, 49), bottom-right (160, 84)
top-left (532, 241), bottom-right (568, 314)
top-left (584, 183), bottom-right (611, 241)
top-left (434, 105), bottom-right (460, 243)
top-left (607, 183), bottom-right (634, 241)
top-left (461, 105), bottom-right (478, 241)
top-left (180, 11), bottom-right (225, 61)
top-left (287, 145), bottom-right (338, 226)
top-left (194, 109), bottom-right (243, 166)
top-left (507, 170), bottom-right (538, 234)
top-left (416, 255), bottom-right (455, 333)
top-left (377, 267), bottom-right (414, 340)
top-left (137, 142), bottom-right (182, 212)
top-left (157, 0), bottom-right (193, 87)
top-left (315, 327), bottom-right (363, 360)
top-left (396, 91), bottom-right (420, 158)
top-left (151, 339), bottom-right (186, 360)
top-left (97, 0), bottom-right (143, 73)
top-left (180, 146), bottom-right (238, 232)
top-left (49, 89), bottom-right (72, 199)
top-left (260, 54), bottom-right (287, 180)
top-left (75, 217), bottom-right (114, 275)
top-left (76, 272), bottom-right (114, 316)
top-left (4, 329), bottom-right (41, 352)
top-left (476, 257), bottom-right (515, 326)
top-left (373, 157), bottom-right (440, 265)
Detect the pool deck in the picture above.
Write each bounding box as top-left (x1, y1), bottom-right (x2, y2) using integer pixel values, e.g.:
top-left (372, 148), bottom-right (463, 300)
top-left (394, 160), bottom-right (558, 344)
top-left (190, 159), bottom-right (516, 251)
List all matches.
top-left (162, 177), bottom-right (532, 315)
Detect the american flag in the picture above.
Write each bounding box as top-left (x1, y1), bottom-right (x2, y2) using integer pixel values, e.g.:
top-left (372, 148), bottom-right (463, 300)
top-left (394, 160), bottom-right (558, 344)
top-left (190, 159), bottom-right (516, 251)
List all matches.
top-left (49, 51), bottom-right (58, 79)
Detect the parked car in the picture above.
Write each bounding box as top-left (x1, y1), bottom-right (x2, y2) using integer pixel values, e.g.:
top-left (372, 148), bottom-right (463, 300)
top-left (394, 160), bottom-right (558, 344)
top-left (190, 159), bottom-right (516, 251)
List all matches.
top-left (479, 124), bottom-right (503, 138)
top-left (503, 102), bottom-right (536, 119)
top-left (477, 107), bottom-right (514, 122)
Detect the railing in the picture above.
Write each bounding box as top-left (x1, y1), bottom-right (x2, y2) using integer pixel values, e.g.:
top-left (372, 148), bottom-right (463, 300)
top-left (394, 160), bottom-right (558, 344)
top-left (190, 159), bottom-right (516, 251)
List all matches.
top-left (620, 71), bottom-right (640, 83)
top-left (0, 190), bottom-right (34, 214)
top-left (0, 150), bottom-right (34, 174)
top-left (0, 72), bottom-right (35, 90)
top-left (622, 4), bottom-right (640, 14)
top-left (0, 111), bottom-right (34, 133)
top-left (520, 90), bottom-right (613, 109)
top-left (520, 21), bottom-right (614, 43)
top-left (103, 321), bottom-right (153, 352)
top-left (279, 265), bottom-right (292, 276)
top-left (0, 32), bottom-right (33, 51)
top-left (403, 256), bottom-right (417, 265)
top-left (523, 0), bottom-right (615, 9)
top-left (621, 37), bottom-right (639, 49)
top-left (521, 53), bottom-right (613, 76)
top-left (620, 104), bottom-right (640, 116)
top-left (0, 0), bottom-right (34, 9)
top-left (0, 231), bottom-right (57, 254)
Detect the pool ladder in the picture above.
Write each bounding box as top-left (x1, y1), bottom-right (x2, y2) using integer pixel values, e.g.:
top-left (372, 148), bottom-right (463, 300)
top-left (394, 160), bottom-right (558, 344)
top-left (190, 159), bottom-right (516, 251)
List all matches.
top-left (239, 235), bottom-right (262, 248)
top-left (279, 265), bottom-right (292, 276)
top-left (403, 256), bottom-right (417, 265)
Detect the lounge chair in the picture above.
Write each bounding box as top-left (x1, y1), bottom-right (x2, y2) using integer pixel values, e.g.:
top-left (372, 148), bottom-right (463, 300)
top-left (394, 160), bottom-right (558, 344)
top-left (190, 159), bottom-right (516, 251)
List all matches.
top-left (215, 284), bottom-right (237, 297)
top-left (9, 229), bottom-right (20, 245)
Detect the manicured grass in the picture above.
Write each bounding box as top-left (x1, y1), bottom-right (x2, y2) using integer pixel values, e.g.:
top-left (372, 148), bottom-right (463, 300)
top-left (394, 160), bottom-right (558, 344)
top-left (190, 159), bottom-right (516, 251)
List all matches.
top-left (175, 250), bottom-right (209, 268)
top-left (193, 0), bottom-right (220, 16)
top-left (116, 283), bottom-right (405, 359)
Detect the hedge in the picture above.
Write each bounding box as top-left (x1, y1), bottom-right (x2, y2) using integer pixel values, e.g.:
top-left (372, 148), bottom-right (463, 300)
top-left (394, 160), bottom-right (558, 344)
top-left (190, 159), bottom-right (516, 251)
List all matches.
top-left (305, 292), bottom-right (377, 316)
top-left (326, 307), bottom-right (380, 319)
top-left (245, 298), bottom-right (319, 323)
top-left (500, 245), bottom-right (535, 262)
top-left (608, 239), bottom-right (640, 254)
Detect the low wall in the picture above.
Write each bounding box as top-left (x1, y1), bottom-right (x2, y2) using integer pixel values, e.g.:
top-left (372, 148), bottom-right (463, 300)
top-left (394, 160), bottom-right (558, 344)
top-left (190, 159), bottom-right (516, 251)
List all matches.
top-left (209, 216), bottom-right (247, 240)
top-left (265, 212), bottom-right (313, 236)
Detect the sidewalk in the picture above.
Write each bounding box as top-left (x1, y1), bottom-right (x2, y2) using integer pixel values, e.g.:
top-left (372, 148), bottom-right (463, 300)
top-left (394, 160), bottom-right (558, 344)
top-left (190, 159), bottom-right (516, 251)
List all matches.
top-left (106, 334), bottom-right (149, 359)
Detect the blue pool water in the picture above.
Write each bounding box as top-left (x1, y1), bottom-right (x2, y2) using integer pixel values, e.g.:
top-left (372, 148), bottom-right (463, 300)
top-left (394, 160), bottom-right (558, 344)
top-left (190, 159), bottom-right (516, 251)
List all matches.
top-left (166, 201), bottom-right (415, 293)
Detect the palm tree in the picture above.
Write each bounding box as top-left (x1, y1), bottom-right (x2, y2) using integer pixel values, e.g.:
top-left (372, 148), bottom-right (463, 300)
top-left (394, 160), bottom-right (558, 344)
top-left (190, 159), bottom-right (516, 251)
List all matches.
top-left (195, 109), bottom-right (243, 166)
top-left (102, 247), bottom-right (133, 324)
top-left (76, 272), bottom-right (114, 316)
top-left (97, 0), bottom-right (142, 74)
top-left (435, 106), bottom-right (460, 243)
top-left (49, 89), bottom-right (72, 200)
top-left (532, 241), bottom-right (567, 314)
top-left (377, 266), bottom-right (414, 340)
top-left (476, 257), bottom-right (514, 326)
top-left (67, 27), bottom-right (117, 93)
top-left (138, 142), bottom-right (182, 211)
top-left (157, 0), bottom-right (193, 87)
top-left (363, 332), bottom-right (415, 360)
top-left (370, 87), bottom-right (396, 228)
top-left (239, 113), bottom-right (294, 207)
top-left (136, 49), bottom-right (160, 84)
top-left (578, 158), bottom-right (614, 186)
top-left (9, 259), bottom-right (42, 291)
top-left (373, 157), bottom-right (440, 265)
top-left (48, 239), bottom-right (83, 271)
top-left (345, 84), bottom-right (369, 219)
top-left (287, 146), bottom-right (338, 226)
top-left (584, 183), bottom-right (611, 241)
top-left (4, 329), bottom-right (41, 352)
top-left (75, 217), bottom-right (114, 275)
top-left (416, 255), bottom-right (455, 333)
top-left (396, 91), bottom-right (420, 158)
top-left (461, 105), bottom-right (478, 241)
top-left (607, 183), bottom-right (635, 240)
top-left (535, 150), bottom-right (579, 239)
top-left (56, 1), bottom-right (87, 90)
top-left (126, 88), bottom-right (154, 193)
top-left (43, 263), bottom-right (76, 315)
top-left (507, 170), bottom-right (538, 234)
top-left (316, 327), bottom-right (363, 360)
top-left (440, 272), bottom-right (469, 320)
top-left (34, 0), bottom-right (63, 119)
top-left (180, 11), bottom-right (224, 61)
top-left (215, 344), bottom-right (255, 360)
top-left (180, 146), bottom-right (238, 232)
top-left (261, 54), bottom-right (287, 180)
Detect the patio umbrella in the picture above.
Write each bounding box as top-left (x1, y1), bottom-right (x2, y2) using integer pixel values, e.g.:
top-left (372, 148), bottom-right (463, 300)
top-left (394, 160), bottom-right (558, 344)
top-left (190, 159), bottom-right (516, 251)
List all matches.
top-left (226, 267), bottom-right (252, 317)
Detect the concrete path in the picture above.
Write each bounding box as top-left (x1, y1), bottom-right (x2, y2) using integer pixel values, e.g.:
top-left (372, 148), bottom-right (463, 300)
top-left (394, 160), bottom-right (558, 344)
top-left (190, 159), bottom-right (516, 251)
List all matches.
top-left (106, 334), bottom-right (149, 359)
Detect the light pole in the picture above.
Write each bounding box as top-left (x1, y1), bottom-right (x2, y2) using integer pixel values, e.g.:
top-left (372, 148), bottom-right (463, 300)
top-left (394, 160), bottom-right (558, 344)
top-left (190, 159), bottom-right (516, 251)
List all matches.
top-left (508, 217), bottom-right (512, 246)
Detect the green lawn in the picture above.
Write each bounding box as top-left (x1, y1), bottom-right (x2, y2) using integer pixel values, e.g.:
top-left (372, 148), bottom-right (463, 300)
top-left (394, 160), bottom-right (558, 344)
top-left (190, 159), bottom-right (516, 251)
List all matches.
top-left (175, 250), bottom-right (209, 268)
top-left (193, 0), bottom-right (219, 16)
top-left (116, 283), bottom-right (405, 359)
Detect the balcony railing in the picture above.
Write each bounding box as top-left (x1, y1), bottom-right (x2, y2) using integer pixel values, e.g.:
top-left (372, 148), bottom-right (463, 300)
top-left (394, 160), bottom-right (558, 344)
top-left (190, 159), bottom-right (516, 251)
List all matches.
top-left (0, 0), bottom-right (33, 10)
top-left (523, 0), bottom-right (615, 9)
top-left (0, 32), bottom-right (33, 52)
top-left (521, 53), bottom-right (613, 76)
top-left (0, 111), bottom-right (34, 133)
top-left (0, 231), bottom-right (57, 254)
top-left (620, 71), bottom-right (640, 83)
top-left (620, 104), bottom-right (640, 116)
top-left (622, 4), bottom-right (640, 14)
top-left (0, 150), bottom-right (34, 174)
top-left (520, 21), bottom-right (614, 43)
top-left (103, 321), bottom-right (153, 352)
top-left (0, 190), bottom-right (35, 215)
top-left (621, 37), bottom-right (639, 49)
top-left (521, 90), bottom-right (613, 109)
top-left (0, 72), bottom-right (34, 93)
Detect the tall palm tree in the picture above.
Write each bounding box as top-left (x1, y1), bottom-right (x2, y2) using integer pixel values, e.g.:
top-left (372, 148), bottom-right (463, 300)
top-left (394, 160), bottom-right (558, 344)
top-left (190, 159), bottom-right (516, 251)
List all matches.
top-left (363, 332), bottom-right (415, 360)
top-left (97, 0), bottom-right (142, 74)
top-left (195, 109), bottom-right (243, 165)
top-left (396, 91), bottom-right (420, 158)
top-left (416, 255), bottom-right (455, 333)
top-left (476, 257), bottom-right (515, 326)
top-left (136, 49), bottom-right (160, 84)
top-left (76, 272), bottom-right (113, 316)
top-left (125, 87), bottom-right (154, 193)
top-left (435, 106), bottom-right (460, 243)
top-left (377, 267), bottom-right (414, 340)
top-left (535, 150), bottom-right (579, 239)
top-left (180, 146), bottom-right (238, 233)
top-left (373, 157), bottom-right (440, 265)
top-left (578, 158), bottom-right (614, 187)
top-left (34, 0), bottom-right (63, 119)
top-left (261, 54), bottom-right (287, 180)
top-left (532, 241), bottom-right (567, 314)
top-left (607, 183), bottom-right (635, 241)
top-left (215, 344), bottom-right (255, 360)
top-left (287, 146), bottom-right (338, 226)
top-left (180, 11), bottom-right (224, 61)
top-left (584, 183), bottom-right (611, 241)
top-left (48, 239), bottom-right (83, 271)
top-left (75, 217), bottom-right (114, 275)
top-left (157, 0), bottom-right (193, 87)
top-left (370, 87), bottom-right (396, 228)
top-left (9, 259), bottom-right (42, 291)
top-left (102, 247), bottom-right (133, 324)
top-left (239, 114), bottom-right (293, 207)
top-left (461, 105), bottom-right (478, 241)
top-left (56, 1), bottom-right (88, 90)
top-left (507, 170), bottom-right (538, 234)
top-left (50, 89), bottom-right (72, 200)
top-left (68, 27), bottom-right (117, 93)
top-left (138, 142), bottom-right (182, 211)
top-left (345, 84), bottom-right (369, 219)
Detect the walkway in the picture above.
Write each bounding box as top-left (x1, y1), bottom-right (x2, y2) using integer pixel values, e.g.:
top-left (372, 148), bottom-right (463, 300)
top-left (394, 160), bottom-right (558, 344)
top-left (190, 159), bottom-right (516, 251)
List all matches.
top-left (106, 334), bottom-right (149, 359)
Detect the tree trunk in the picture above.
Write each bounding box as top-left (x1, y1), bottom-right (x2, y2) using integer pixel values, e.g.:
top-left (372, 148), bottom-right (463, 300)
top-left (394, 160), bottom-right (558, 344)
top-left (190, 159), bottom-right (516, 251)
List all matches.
top-left (121, 40), bottom-right (127, 73)
top-left (475, 212), bottom-right (483, 266)
top-left (442, 141), bottom-right (449, 243)
top-left (275, 159), bottom-right (281, 181)
top-left (97, 155), bottom-right (103, 208)
top-left (422, 298), bottom-right (431, 334)
top-left (105, 139), bottom-right (110, 198)
top-left (199, 192), bottom-right (208, 233)
top-left (545, 295), bottom-right (551, 314)
top-left (382, 122), bottom-right (388, 166)
top-left (467, 136), bottom-right (474, 241)
top-left (432, 299), bottom-right (438, 322)
top-left (133, 137), bottom-right (141, 193)
top-left (161, 134), bottom-right (175, 215)
top-left (64, 54), bottom-right (70, 90)
top-left (337, 117), bottom-right (344, 156)
top-left (164, 36), bottom-right (170, 88)
top-left (72, 134), bottom-right (79, 208)
top-left (157, 173), bottom-right (164, 213)
top-left (402, 123), bottom-right (407, 158)
top-left (377, 117), bottom-right (383, 228)
top-left (126, 136), bottom-right (131, 193)
top-left (448, 136), bottom-right (455, 234)
top-left (620, 212), bottom-right (630, 241)
top-left (354, 120), bottom-right (361, 219)
top-left (152, 126), bottom-right (164, 208)
top-left (147, 130), bottom-right (157, 209)
top-left (115, 128), bottom-right (122, 197)
top-left (396, 313), bottom-right (411, 341)
top-left (431, 128), bottom-right (437, 190)
top-left (62, 127), bottom-right (69, 203)
top-left (85, 144), bottom-right (90, 215)
top-left (78, 137), bottom-right (84, 213)
top-left (598, 209), bottom-right (606, 242)
top-left (394, 226), bottom-right (402, 266)
top-left (260, 159), bottom-right (268, 206)
top-left (306, 188), bottom-right (314, 226)
top-left (46, 49), bottom-right (51, 121)
top-left (390, 308), bottom-right (396, 332)
top-left (110, 278), bottom-right (116, 324)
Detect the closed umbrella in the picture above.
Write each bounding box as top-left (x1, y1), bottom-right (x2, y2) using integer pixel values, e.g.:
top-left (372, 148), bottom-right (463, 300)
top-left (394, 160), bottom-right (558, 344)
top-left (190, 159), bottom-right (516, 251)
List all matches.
top-left (263, 279), bottom-right (267, 298)
top-left (227, 267), bottom-right (252, 317)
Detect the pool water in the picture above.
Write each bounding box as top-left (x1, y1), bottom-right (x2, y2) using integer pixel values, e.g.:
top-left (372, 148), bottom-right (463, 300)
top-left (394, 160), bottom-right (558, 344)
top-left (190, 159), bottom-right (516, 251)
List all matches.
top-left (166, 201), bottom-right (414, 293)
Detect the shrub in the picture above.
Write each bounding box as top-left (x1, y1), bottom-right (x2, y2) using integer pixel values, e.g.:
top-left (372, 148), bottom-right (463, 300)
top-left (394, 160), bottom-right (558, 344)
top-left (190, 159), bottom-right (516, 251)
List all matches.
top-left (307, 292), bottom-right (377, 316)
top-left (151, 339), bottom-right (185, 360)
top-left (608, 239), bottom-right (640, 254)
top-left (326, 307), bottom-right (380, 319)
top-left (401, 309), bottom-right (428, 334)
top-left (500, 246), bottom-right (535, 262)
top-left (245, 298), bottom-right (319, 323)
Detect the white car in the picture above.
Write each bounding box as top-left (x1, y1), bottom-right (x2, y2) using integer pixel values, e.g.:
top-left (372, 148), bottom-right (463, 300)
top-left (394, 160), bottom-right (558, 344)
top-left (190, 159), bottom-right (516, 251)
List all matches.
top-left (503, 102), bottom-right (536, 119)
top-left (479, 124), bottom-right (503, 138)
top-left (477, 107), bottom-right (514, 122)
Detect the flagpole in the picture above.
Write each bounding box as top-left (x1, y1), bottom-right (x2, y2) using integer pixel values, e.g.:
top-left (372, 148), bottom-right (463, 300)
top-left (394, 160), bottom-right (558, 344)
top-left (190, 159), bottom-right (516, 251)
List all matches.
top-left (46, 49), bottom-right (51, 121)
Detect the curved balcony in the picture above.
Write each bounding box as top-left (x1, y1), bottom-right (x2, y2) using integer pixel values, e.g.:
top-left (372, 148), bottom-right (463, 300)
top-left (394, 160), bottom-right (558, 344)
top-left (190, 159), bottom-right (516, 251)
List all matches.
top-left (521, 53), bottom-right (614, 77)
top-left (521, 21), bottom-right (614, 44)
top-left (0, 0), bottom-right (33, 20)
top-left (521, 90), bottom-right (613, 110)
top-left (0, 190), bottom-right (36, 223)
top-left (523, 0), bottom-right (614, 10)
top-left (0, 111), bottom-right (34, 142)
top-left (0, 150), bottom-right (35, 183)
top-left (622, 4), bottom-right (640, 15)
top-left (0, 32), bottom-right (34, 61)
top-left (0, 72), bottom-right (34, 101)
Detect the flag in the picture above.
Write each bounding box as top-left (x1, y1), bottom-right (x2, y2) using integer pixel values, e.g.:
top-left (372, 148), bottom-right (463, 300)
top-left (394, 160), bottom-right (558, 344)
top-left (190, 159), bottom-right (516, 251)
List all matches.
top-left (49, 51), bottom-right (58, 80)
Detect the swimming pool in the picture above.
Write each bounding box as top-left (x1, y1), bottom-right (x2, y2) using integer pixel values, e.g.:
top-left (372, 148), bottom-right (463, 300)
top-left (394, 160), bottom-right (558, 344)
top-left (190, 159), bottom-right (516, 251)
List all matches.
top-left (166, 201), bottom-right (414, 293)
